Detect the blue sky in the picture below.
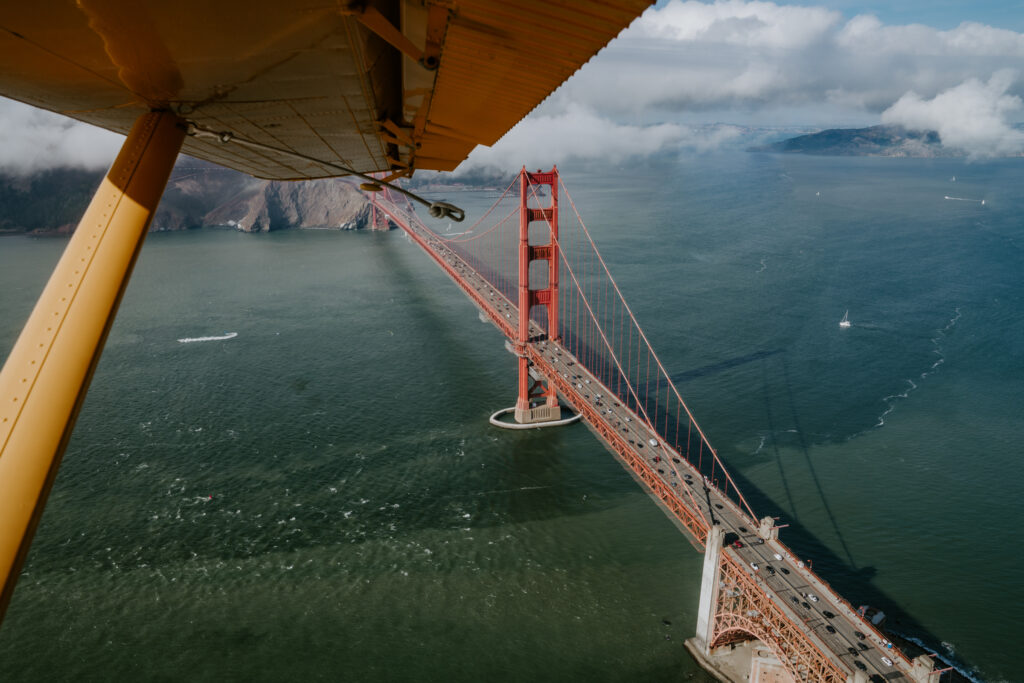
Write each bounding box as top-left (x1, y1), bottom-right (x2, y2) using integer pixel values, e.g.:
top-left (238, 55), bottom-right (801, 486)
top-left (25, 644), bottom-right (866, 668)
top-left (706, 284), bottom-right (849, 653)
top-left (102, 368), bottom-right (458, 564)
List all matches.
top-left (793, 0), bottom-right (1024, 31)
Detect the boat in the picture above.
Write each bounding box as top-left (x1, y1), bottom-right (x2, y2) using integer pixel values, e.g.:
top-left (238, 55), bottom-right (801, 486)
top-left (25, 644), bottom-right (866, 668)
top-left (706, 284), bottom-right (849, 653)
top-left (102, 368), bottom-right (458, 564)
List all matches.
top-left (839, 311), bottom-right (851, 328)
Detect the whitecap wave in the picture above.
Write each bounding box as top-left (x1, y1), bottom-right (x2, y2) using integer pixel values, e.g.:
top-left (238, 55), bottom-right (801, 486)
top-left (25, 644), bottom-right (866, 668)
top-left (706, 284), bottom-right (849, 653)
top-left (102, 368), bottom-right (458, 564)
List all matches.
top-left (893, 632), bottom-right (985, 683)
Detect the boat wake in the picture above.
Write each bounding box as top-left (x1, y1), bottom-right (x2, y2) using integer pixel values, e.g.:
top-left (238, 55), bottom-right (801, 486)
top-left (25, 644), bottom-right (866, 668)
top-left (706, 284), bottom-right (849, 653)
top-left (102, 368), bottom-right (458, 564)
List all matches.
top-left (944, 195), bottom-right (985, 205)
top-left (873, 308), bottom-right (961, 428)
top-left (177, 332), bottom-right (238, 343)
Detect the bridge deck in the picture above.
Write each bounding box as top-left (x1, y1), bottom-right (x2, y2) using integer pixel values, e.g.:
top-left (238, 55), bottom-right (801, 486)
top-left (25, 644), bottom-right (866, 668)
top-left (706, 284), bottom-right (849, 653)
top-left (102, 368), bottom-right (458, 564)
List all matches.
top-left (385, 203), bottom-right (912, 682)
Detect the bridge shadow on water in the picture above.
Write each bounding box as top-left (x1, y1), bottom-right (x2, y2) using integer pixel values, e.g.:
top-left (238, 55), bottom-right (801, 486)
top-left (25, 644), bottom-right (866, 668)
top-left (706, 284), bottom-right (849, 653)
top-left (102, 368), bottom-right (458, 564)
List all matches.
top-left (668, 349), bottom-right (783, 385)
top-left (715, 350), bottom-right (963, 674)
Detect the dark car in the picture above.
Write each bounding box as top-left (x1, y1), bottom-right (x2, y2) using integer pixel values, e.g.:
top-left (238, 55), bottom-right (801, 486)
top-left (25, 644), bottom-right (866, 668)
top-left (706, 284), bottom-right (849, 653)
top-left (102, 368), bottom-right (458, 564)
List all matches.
top-left (858, 642), bottom-right (869, 651)
top-left (854, 661), bottom-right (867, 671)
top-left (847, 647), bottom-right (859, 657)
top-left (825, 625), bottom-right (836, 634)
top-left (854, 631), bottom-right (866, 640)
top-left (822, 610), bottom-right (835, 619)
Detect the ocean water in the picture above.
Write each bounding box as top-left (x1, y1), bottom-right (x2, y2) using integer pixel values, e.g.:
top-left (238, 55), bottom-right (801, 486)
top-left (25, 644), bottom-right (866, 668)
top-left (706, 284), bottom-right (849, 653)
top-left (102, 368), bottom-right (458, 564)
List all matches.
top-left (0, 152), bottom-right (1021, 681)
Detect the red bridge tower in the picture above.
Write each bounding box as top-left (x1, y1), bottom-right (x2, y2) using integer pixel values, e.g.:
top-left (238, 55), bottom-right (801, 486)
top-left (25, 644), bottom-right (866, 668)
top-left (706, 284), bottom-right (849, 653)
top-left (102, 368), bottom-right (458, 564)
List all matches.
top-left (514, 167), bottom-right (562, 424)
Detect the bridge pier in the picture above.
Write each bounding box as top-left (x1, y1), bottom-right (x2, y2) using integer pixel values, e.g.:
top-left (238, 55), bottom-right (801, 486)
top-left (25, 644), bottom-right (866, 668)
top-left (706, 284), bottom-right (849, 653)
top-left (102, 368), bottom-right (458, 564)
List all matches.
top-left (909, 654), bottom-right (937, 681)
top-left (694, 526), bottom-right (725, 653)
top-left (686, 526), bottom-right (795, 682)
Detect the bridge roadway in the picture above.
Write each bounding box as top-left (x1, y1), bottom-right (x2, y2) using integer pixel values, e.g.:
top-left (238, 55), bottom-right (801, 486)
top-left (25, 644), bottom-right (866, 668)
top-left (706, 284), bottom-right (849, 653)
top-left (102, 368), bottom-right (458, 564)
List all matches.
top-left (384, 203), bottom-right (914, 682)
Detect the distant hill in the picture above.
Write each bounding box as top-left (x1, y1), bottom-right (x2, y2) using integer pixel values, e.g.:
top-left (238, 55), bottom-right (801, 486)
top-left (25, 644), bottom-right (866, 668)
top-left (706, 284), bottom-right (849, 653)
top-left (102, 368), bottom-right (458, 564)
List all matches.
top-left (0, 157), bottom-right (379, 235)
top-left (749, 125), bottom-right (947, 157)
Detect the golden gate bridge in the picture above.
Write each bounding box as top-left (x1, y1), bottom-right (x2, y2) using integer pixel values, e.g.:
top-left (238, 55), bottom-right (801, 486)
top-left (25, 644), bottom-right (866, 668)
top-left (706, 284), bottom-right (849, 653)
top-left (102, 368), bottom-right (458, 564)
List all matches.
top-left (366, 167), bottom-right (942, 683)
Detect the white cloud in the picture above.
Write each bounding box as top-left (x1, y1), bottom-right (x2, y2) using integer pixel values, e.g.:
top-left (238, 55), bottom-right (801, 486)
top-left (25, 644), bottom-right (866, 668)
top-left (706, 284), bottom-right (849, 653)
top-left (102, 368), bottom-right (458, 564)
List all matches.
top-left (881, 70), bottom-right (1024, 157)
top-left (0, 98), bottom-right (121, 174)
top-left (552, 0), bottom-right (1024, 137)
top-left (454, 104), bottom-right (741, 174)
top-left (633, 0), bottom-right (840, 49)
top-left (837, 15), bottom-right (1024, 57)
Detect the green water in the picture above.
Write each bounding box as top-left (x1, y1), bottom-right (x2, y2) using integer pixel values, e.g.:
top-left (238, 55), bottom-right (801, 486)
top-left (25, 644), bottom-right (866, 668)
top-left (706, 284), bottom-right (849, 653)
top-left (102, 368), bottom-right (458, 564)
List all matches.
top-left (2, 153), bottom-right (1022, 681)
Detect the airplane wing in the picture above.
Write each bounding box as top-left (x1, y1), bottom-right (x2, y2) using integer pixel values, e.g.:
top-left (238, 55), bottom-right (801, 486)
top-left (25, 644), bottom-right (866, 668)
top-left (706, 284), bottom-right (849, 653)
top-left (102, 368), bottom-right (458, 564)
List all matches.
top-left (0, 0), bottom-right (651, 179)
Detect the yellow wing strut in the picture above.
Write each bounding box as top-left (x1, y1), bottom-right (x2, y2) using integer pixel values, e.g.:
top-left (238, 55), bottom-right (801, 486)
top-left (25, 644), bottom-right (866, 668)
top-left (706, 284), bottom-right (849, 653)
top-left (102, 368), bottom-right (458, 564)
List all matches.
top-left (0, 110), bottom-right (184, 624)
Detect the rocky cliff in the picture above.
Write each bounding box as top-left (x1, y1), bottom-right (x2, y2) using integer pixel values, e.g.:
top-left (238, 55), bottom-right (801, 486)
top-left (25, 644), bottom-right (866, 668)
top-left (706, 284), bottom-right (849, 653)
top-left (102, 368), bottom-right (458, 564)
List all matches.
top-left (0, 156), bottom-right (381, 234)
top-left (203, 177), bottom-right (372, 232)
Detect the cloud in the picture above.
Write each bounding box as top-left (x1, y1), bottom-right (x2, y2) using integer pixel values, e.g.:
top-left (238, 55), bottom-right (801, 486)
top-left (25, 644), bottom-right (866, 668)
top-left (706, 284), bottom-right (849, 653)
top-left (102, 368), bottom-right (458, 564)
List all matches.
top-left (837, 15), bottom-right (1024, 57)
top-left (0, 98), bottom-right (121, 174)
top-left (552, 0), bottom-right (1024, 129)
top-left (454, 104), bottom-right (742, 174)
top-left (881, 70), bottom-right (1024, 157)
top-left (632, 0), bottom-right (840, 49)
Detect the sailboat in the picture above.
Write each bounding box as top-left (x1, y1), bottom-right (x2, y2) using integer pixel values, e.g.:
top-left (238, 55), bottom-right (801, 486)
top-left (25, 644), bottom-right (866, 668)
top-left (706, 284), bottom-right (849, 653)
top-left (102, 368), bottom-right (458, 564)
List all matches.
top-left (839, 310), bottom-right (851, 328)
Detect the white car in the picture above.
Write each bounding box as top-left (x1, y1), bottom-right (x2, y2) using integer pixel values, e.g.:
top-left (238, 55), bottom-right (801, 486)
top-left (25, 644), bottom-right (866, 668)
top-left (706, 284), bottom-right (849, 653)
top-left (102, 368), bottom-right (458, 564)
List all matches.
top-left (773, 553), bottom-right (783, 561)
top-left (881, 656), bottom-right (893, 667)
top-left (806, 593), bottom-right (818, 603)
top-left (648, 438), bottom-right (658, 447)
top-left (750, 562), bottom-right (760, 571)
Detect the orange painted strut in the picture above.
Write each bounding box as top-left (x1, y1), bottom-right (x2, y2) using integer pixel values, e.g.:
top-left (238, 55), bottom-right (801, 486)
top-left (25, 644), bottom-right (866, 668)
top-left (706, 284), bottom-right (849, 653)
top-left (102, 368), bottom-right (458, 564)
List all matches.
top-left (0, 111), bottom-right (185, 625)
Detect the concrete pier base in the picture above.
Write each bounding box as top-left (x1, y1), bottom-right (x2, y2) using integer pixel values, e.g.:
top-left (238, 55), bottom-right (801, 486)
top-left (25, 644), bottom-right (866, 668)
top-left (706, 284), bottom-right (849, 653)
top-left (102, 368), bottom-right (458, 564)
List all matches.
top-left (684, 638), bottom-right (795, 683)
top-left (514, 403), bottom-right (561, 423)
top-left (909, 654), bottom-right (936, 681)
